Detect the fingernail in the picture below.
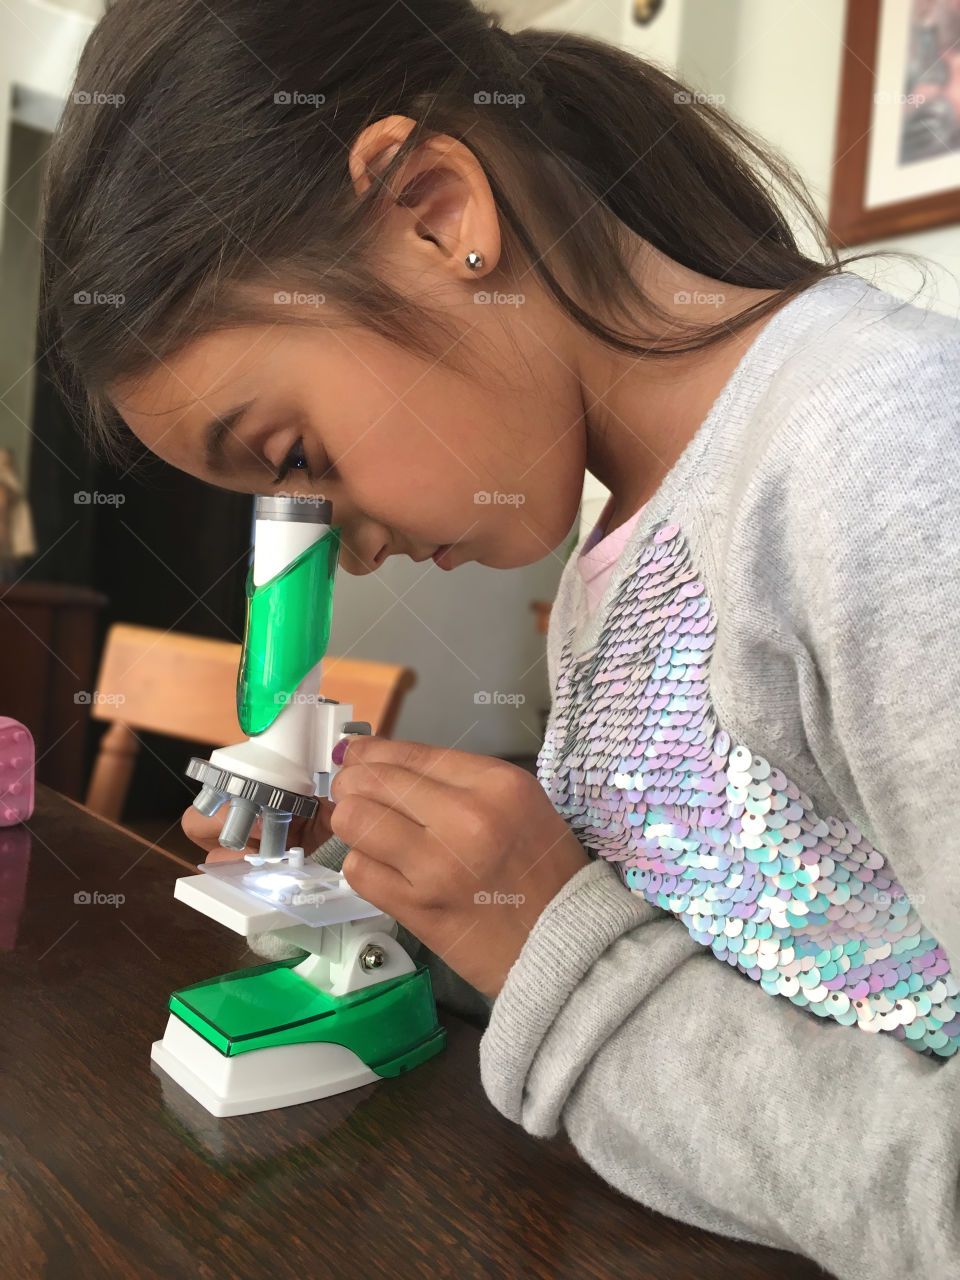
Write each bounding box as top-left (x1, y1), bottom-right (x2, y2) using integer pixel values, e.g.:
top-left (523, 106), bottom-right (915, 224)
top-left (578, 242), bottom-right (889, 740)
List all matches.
top-left (331, 737), bottom-right (349, 766)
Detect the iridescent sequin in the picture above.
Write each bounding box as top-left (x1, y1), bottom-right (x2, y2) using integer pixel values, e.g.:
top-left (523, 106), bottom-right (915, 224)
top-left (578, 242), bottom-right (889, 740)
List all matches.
top-left (539, 520), bottom-right (960, 1058)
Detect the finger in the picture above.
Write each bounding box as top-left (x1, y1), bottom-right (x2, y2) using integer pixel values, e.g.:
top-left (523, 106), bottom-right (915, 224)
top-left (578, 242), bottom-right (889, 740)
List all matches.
top-left (180, 805), bottom-right (224, 853)
top-left (309, 796), bottom-right (336, 839)
top-left (334, 734), bottom-right (500, 788)
top-left (203, 847), bottom-right (246, 864)
top-left (290, 804), bottom-right (334, 851)
top-left (341, 845), bottom-right (414, 915)
top-left (330, 794), bottom-right (417, 883)
top-left (332, 761), bottom-right (450, 828)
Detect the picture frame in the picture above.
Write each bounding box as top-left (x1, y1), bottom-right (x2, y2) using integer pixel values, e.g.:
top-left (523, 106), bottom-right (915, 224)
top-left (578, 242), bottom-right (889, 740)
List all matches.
top-left (830, 0), bottom-right (960, 245)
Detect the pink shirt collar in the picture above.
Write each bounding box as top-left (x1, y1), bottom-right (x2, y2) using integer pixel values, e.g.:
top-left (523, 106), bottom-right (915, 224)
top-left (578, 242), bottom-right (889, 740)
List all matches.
top-left (577, 493), bottom-right (648, 616)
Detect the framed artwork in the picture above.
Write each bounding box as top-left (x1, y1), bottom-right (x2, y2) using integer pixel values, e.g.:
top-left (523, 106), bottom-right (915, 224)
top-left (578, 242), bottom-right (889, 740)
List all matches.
top-left (830, 0), bottom-right (960, 245)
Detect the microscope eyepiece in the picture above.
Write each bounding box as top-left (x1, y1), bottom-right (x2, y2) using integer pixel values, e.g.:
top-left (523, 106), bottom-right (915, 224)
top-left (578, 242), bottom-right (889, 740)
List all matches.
top-left (254, 494), bottom-right (332, 524)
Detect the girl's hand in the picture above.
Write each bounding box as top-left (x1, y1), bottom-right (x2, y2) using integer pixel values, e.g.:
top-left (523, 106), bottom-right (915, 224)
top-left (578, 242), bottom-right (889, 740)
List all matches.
top-left (181, 796), bottom-right (337, 863)
top-left (328, 735), bottom-right (590, 1000)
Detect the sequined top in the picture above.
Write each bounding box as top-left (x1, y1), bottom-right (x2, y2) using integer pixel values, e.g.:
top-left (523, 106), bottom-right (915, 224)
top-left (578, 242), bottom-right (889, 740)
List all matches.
top-left (541, 518), bottom-right (960, 1057)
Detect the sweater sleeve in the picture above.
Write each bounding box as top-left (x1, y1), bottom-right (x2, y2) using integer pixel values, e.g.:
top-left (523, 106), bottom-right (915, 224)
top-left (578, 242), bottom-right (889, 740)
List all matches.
top-left (478, 338), bottom-right (960, 1280)
top-left (479, 857), bottom-right (960, 1278)
top-left (780, 339), bottom-right (960, 972)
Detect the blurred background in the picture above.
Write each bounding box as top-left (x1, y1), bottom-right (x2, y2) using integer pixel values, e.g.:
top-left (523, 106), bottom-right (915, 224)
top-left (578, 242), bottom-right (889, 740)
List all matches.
top-left (1, 0), bottom-right (958, 858)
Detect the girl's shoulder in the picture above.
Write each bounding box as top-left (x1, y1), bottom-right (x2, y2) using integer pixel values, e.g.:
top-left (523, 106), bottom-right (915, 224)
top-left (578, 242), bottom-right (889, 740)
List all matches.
top-left (736, 274), bottom-right (960, 513)
top-left (788, 300), bottom-right (958, 481)
top-left (775, 273), bottom-right (960, 411)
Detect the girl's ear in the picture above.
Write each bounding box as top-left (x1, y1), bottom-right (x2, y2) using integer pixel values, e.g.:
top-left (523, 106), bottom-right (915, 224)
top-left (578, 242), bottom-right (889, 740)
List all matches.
top-left (348, 114), bottom-right (416, 199)
top-left (349, 115), bottom-right (501, 281)
top-left (366, 142), bottom-right (401, 181)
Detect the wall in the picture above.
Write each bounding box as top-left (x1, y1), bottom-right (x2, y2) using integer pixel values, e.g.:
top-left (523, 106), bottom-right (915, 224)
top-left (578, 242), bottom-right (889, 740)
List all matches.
top-left (0, 0), bottom-right (96, 488)
top-left (327, 546), bottom-right (564, 758)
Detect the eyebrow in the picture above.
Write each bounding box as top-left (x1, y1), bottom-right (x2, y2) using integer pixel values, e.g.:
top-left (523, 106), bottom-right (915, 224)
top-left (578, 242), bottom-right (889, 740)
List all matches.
top-left (204, 399), bottom-right (257, 474)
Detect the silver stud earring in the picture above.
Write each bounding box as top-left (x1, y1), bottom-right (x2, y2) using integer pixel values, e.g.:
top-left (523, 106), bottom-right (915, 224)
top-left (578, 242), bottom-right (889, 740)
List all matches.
top-left (465, 250), bottom-right (484, 270)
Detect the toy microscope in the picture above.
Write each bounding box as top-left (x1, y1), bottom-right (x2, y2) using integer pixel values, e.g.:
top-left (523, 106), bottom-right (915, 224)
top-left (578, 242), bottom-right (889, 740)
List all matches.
top-left (150, 494), bottom-right (445, 1117)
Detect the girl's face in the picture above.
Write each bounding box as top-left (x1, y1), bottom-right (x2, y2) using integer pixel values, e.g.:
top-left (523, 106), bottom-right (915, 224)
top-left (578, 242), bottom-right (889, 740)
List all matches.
top-left (112, 304), bottom-right (586, 575)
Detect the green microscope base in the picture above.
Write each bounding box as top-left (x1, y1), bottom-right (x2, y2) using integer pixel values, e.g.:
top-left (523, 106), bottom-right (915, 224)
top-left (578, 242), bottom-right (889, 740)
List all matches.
top-left (150, 958), bottom-right (446, 1117)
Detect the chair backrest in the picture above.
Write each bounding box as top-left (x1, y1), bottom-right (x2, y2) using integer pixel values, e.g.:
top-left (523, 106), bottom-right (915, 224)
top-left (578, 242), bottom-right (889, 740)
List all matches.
top-left (83, 623), bottom-right (416, 822)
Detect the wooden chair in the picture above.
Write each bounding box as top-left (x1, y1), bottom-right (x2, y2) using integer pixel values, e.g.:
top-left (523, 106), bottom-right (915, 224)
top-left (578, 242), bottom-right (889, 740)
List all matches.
top-left (83, 623), bottom-right (416, 823)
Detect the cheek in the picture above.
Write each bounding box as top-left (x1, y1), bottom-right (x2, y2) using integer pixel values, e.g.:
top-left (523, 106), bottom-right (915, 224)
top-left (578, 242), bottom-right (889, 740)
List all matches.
top-left (331, 392), bottom-right (486, 521)
top-left (318, 338), bottom-right (585, 552)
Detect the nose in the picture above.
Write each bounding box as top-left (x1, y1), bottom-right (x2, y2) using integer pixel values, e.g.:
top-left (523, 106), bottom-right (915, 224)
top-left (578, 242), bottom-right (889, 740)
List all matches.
top-left (334, 518), bottom-right (388, 575)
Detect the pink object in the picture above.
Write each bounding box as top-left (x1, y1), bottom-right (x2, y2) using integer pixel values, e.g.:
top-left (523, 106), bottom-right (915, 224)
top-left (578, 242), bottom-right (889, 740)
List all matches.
top-left (0, 717), bottom-right (35, 826)
top-left (578, 493), bottom-right (649, 616)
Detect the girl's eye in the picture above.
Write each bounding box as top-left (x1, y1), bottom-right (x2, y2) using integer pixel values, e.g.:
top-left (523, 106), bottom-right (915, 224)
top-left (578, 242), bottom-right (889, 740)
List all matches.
top-left (272, 437), bottom-right (312, 486)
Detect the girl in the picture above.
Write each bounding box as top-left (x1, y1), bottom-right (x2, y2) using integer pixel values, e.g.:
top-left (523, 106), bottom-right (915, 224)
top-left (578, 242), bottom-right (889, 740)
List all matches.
top-left (40, 2), bottom-right (960, 1277)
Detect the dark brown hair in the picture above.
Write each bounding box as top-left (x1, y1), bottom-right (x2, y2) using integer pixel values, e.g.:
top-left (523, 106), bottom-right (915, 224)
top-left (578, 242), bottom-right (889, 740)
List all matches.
top-left (39, 0), bottom-right (923, 466)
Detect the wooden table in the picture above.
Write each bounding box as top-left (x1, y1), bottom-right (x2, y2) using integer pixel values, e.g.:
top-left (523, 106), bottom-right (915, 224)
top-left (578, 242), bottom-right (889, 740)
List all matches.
top-left (0, 786), bottom-right (831, 1279)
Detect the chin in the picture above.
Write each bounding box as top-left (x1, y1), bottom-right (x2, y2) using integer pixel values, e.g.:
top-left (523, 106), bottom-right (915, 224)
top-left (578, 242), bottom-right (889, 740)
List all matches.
top-left (484, 548), bottom-right (541, 571)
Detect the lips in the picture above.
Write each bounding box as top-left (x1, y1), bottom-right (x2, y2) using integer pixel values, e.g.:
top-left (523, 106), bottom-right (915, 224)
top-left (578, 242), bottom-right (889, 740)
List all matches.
top-left (431, 543), bottom-right (455, 570)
